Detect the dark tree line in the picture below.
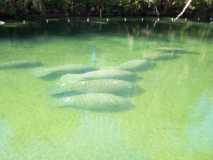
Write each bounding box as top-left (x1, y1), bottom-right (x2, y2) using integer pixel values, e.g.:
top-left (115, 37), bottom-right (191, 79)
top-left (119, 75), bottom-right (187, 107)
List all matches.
top-left (0, 0), bottom-right (212, 20)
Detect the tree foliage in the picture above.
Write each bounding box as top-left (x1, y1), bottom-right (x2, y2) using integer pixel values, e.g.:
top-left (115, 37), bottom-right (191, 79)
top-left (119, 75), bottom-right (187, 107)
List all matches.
top-left (0, 0), bottom-right (212, 19)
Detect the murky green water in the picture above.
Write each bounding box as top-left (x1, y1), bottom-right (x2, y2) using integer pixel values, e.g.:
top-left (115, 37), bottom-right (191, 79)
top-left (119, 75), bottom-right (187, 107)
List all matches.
top-left (0, 19), bottom-right (213, 160)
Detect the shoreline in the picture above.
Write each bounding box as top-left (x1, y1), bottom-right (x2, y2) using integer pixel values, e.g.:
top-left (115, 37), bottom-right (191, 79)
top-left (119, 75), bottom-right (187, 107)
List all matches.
top-left (1, 16), bottom-right (213, 24)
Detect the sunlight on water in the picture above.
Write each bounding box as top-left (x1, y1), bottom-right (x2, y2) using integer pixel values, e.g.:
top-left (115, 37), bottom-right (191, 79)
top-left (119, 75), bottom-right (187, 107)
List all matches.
top-left (188, 92), bottom-right (213, 150)
top-left (0, 19), bottom-right (213, 160)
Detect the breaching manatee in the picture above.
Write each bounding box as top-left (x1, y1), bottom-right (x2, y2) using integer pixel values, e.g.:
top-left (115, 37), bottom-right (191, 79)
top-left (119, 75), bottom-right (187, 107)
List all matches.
top-left (117, 59), bottom-right (155, 72)
top-left (33, 64), bottom-right (97, 80)
top-left (51, 79), bottom-right (140, 97)
top-left (0, 60), bottom-right (42, 70)
top-left (60, 69), bottom-right (139, 82)
top-left (54, 93), bottom-right (134, 112)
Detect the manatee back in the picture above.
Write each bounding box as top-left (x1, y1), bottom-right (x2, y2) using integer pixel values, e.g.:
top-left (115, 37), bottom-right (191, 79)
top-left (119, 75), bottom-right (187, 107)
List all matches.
top-left (58, 93), bottom-right (133, 112)
top-left (118, 59), bottom-right (155, 72)
top-left (81, 69), bottom-right (138, 81)
top-left (51, 79), bottom-right (138, 97)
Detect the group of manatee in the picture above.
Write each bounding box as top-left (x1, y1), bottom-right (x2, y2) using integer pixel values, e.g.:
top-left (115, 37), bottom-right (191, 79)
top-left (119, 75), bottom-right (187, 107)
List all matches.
top-left (0, 48), bottom-right (190, 112)
top-left (36, 59), bottom-right (152, 112)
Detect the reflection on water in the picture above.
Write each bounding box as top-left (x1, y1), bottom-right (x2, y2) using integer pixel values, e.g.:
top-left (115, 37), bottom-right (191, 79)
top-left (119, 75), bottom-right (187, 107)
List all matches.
top-left (156, 47), bottom-right (200, 55)
top-left (0, 120), bottom-right (13, 148)
top-left (7, 113), bottom-right (147, 160)
top-left (0, 60), bottom-right (43, 70)
top-left (90, 44), bottom-right (97, 66)
top-left (0, 120), bottom-right (15, 160)
top-left (188, 93), bottom-right (213, 150)
top-left (127, 27), bottom-right (134, 52)
top-left (0, 19), bottom-right (213, 159)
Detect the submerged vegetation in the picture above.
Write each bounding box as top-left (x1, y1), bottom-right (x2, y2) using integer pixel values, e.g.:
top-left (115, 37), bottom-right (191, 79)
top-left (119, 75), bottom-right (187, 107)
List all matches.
top-left (0, 0), bottom-right (212, 21)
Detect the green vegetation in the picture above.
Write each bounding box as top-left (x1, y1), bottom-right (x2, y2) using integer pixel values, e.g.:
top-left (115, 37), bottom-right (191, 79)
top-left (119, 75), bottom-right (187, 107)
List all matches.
top-left (0, 0), bottom-right (213, 20)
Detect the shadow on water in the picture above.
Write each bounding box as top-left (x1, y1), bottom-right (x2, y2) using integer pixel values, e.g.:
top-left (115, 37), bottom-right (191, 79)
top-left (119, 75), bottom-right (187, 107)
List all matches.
top-left (51, 91), bottom-right (83, 98)
top-left (57, 100), bottom-right (135, 113)
top-left (0, 60), bottom-right (43, 70)
top-left (36, 73), bottom-right (67, 81)
top-left (130, 63), bottom-right (156, 72)
top-left (33, 66), bottom-right (97, 81)
top-left (68, 104), bottom-right (135, 113)
top-left (157, 48), bottom-right (200, 55)
top-left (124, 76), bottom-right (143, 82)
top-left (50, 85), bottom-right (145, 98)
top-left (144, 53), bottom-right (180, 62)
top-left (154, 54), bottom-right (180, 61)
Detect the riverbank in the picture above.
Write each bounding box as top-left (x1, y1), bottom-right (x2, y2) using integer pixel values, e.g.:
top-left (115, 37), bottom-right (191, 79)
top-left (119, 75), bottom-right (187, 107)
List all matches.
top-left (0, 16), bottom-right (213, 28)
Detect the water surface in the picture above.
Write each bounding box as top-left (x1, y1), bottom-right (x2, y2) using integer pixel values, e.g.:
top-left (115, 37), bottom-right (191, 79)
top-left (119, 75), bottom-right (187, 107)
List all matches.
top-left (0, 19), bottom-right (213, 160)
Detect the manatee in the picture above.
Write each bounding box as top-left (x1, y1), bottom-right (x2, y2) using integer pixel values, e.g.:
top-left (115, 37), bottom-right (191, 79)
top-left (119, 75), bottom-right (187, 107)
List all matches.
top-left (60, 69), bottom-right (139, 82)
top-left (54, 93), bottom-right (134, 112)
top-left (143, 53), bottom-right (179, 61)
top-left (157, 47), bottom-right (185, 52)
top-left (0, 60), bottom-right (42, 70)
top-left (118, 59), bottom-right (155, 72)
top-left (157, 47), bottom-right (199, 55)
top-left (51, 79), bottom-right (140, 97)
top-left (33, 64), bottom-right (97, 80)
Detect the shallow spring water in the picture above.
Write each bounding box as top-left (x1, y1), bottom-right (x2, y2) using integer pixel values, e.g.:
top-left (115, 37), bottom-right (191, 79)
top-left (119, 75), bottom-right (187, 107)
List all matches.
top-left (0, 19), bottom-right (213, 160)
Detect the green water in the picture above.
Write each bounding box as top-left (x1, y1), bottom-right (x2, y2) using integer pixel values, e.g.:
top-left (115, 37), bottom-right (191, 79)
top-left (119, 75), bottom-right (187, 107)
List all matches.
top-left (0, 19), bottom-right (213, 160)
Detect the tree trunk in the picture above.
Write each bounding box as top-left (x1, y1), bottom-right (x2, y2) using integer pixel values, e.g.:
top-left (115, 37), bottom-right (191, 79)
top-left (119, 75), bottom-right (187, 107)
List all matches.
top-left (175, 0), bottom-right (192, 21)
top-left (99, 7), bottom-right (102, 18)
